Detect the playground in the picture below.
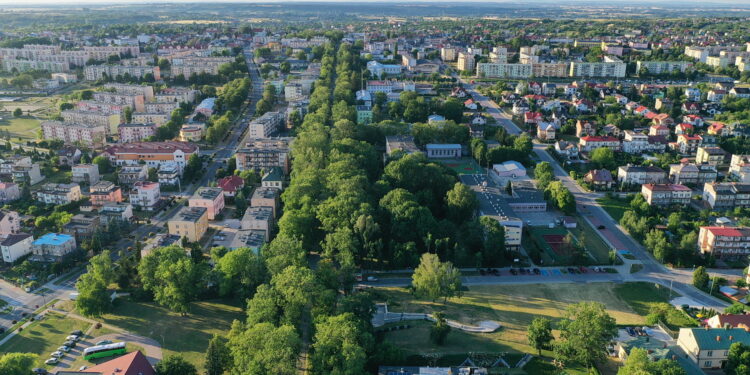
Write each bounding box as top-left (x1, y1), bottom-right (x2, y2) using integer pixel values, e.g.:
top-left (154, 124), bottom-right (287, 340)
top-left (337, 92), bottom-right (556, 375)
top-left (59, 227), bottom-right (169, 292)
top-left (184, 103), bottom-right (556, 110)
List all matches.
top-left (440, 158), bottom-right (484, 175)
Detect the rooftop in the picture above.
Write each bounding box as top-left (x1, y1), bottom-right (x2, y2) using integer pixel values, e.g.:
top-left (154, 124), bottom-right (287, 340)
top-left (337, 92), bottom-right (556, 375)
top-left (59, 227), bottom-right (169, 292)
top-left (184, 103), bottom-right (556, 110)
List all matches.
top-left (33, 233), bottom-right (74, 246)
top-left (173, 206), bottom-right (207, 222)
top-left (192, 187), bottom-right (223, 201)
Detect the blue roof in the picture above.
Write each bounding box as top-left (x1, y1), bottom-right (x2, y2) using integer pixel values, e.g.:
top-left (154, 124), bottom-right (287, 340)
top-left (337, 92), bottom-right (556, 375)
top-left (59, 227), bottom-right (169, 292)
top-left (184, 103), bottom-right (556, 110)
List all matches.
top-left (33, 233), bottom-right (74, 246)
top-left (196, 97), bottom-right (216, 110)
top-left (425, 143), bottom-right (461, 149)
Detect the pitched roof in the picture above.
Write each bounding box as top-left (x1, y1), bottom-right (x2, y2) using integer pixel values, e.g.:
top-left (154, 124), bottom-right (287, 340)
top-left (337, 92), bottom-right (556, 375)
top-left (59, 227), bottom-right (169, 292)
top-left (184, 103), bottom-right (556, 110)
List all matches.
top-left (683, 328), bottom-right (750, 351)
top-left (217, 175), bottom-right (244, 193)
top-left (83, 351), bottom-right (155, 375)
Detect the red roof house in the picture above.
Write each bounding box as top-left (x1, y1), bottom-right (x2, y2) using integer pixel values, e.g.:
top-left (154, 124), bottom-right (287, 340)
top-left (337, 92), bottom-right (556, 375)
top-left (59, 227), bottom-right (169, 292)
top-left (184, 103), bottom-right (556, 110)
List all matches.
top-left (82, 351), bottom-right (155, 375)
top-left (217, 175), bottom-right (245, 197)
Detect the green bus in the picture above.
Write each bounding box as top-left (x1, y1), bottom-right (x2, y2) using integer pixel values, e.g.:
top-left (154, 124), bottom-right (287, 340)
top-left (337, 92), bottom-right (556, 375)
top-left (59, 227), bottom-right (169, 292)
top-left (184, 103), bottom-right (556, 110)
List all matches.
top-left (83, 342), bottom-right (126, 360)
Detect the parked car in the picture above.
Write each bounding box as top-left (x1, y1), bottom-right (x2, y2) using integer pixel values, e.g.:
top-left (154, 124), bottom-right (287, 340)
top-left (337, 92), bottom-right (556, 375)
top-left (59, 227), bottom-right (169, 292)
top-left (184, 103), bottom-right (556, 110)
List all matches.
top-left (63, 340), bottom-right (76, 348)
top-left (32, 368), bottom-right (48, 374)
top-left (50, 351), bottom-right (64, 358)
top-left (65, 335), bottom-right (79, 341)
top-left (57, 346), bottom-right (70, 352)
top-left (366, 276), bottom-right (378, 282)
top-left (79, 366), bottom-right (88, 371)
top-left (509, 268), bottom-right (518, 275)
top-left (44, 358), bottom-right (59, 365)
top-left (532, 268), bottom-right (541, 275)
top-left (579, 266), bottom-right (587, 273)
top-left (70, 330), bottom-right (83, 336)
top-left (597, 225), bottom-right (606, 229)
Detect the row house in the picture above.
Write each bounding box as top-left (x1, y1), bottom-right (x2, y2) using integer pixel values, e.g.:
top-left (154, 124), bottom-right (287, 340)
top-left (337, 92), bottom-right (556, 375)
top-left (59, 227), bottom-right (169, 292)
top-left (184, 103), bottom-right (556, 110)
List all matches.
top-left (669, 163), bottom-right (718, 185)
top-left (702, 182), bottom-right (750, 210)
top-left (35, 183), bottom-right (82, 205)
top-left (617, 165), bottom-right (667, 185)
top-left (698, 226), bottom-right (750, 259)
top-left (579, 136), bottom-right (620, 152)
top-left (641, 184), bottom-right (692, 206)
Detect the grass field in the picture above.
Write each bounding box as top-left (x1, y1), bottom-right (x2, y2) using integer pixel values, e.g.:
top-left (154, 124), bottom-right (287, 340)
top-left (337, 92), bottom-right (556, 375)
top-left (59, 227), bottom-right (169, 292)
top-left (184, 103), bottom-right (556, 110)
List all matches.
top-left (98, 299), bottom-right (243, 368)
top-left (613, 282), bottom-right (697, 330)
top-left (596, 196), bottom-right (631, 223)
top-left (525, 226), bottom-right (577, 263)
top-left (0, 311), bottom-right (92, 367)
top-left (0, 116), bottom-right (41, 141)
top-left (439, 158), bottom-right (484, 175)
top-left (571, 217), bottom-right (616, 265)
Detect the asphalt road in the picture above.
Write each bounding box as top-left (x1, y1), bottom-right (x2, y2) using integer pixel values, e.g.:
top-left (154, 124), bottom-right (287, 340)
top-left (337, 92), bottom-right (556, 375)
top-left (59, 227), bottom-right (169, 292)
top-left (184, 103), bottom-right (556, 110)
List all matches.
top-left (460, 78), bottom-right (730, 310)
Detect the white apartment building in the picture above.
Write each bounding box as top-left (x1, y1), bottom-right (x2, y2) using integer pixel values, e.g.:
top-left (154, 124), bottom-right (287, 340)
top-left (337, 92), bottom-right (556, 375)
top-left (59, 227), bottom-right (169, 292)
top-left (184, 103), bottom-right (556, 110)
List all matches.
top-left (61, 110), bottom-right (121, 134)
top-left (104, 83), bottom-right (155, 101)
top-left (457, 52), bottom-right (475, 72)
top-left (636, 61), bottom-right (693, 74)
top-left (35, 183), bottom-right (82, 205)
top-left (144, 101), bottom-right (179, 114)
top-left (92, 91), bottom-right (145, 112)
top-left (247, 111), bottom-right (283, 139)
top-left (476, 63), bottom-right (533, 79)
top-left (569, 56), bottom-right (626, 78)
top-left (155, 87), bottom-right (199, 104)
top-left (130, 181), bottom-right (161, 211)
top-left (132, 113), bottom-right (169, 126)
top-left (1, 59), bottom-right (69, 73)
top-left (84, 65), bottom-right (161, 81)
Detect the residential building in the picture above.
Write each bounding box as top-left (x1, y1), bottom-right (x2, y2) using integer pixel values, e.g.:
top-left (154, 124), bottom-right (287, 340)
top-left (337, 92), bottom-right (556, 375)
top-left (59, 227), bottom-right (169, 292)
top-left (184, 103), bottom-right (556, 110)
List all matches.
top-left (99, 202), bottom-right (134, 223)
top-left (35, 183), bottom-right (82, 205)
top-left (217, 175), bottom-right (244, 198)
top-left (130, 181), bottom-right (161, 211)
top-left (104, 141), bottom-right (198, 171)
top-left (617, 165), bottom-right (667, 185)
top-left (188, 187), bottom-right (225, 220)
top-left (90, 181), bottom-right (123, 206)
top-left (575, 120), bottom-right (596, 137)
top-left (62, 214), bottom-right (101, 242)
top-left (537, 123), bottom-right (556, 141)
top-left (41, 121), bottom-right (107, 148)
top-left (0, 182), bottom-right (21, 203)
top-left (1, 233), bottom-right (33, 264)
top-left (57, 146), bottom-right (82, 167)
top-left (675, 134), bottom-right (702, 155)
top-left (72, 164), bottom-right (100, 185)
top-left (729, 155), bottom-right (750, 182)
top-left (179, 124), bottom-right (205, 142)
top-left (0, 210), bottom-right (21, 236)
top-left (31, 233), bottom-right (76, 263)
top-left (195, 97), bottom-right (216, 117)
top-left (366, 60), bottom-right (402, 77)
top-left (240, 206), bottom-right (274, 240)
top-left (10, 160), bottom-right (44, 186)
top-left (636, 61), bottom-right (693, 74)
top-left (118, 123), bottom-right (158, 143)
top-left (261, 167), bottom-right (284, 190)
top-left (104, 83), bottom-right (155, 101)
top-left (706, 314), bottom-right (750, 330)
top-left (476, 63), bottom-right (532, 79)
top-left (569, 56), bottom-right (627, 78)
top-left (425, 144), bottom-right (462, 158)
top-left (168, 207), bottom-right (208, 242)
top-left (441, 47), bottom-right (457, 62)
top-left (74, 350), bottom-right (155, 375)
top-left (92, 91), bottom-right (145, 112)
top-left (132, 113), bottom-right (169, 126)
top-left (554, 140), bottom-right (579, 159)
top-left (696, 146), bottom-right (728, 166)
top-left (228, 229), bottom-right (268, 252)
top-left (669, 163), bottom-right (718, 185)
top-left (579, 136), bottom-right (621, 152)
top-left (251, 187), bottom-right (280, 217)
top-left (702, 182), bottom-right (750, 210)
top-left (641, 184), bottom-right (692, 206)
top-left (157, 162), bottom-right (180, 186)
top-left (236, 138), bottom-right (292, 174)
top-left (117, 165), bottom-right (148, 186)
top-left (84, 64), bottom-right (160, 81)
top-left (457, 52), bottom-right (475, 72)
top-left (584, 169), bottom-right (614, 190)
top-left (698, 227), bottom-right (750, 260)
top-left (247, 111), bottom-right (283, 138)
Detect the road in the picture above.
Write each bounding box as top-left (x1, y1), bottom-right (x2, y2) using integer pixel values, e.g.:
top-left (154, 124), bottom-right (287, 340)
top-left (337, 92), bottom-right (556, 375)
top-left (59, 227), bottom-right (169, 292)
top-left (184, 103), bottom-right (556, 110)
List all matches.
top-left (460, 78), bottom-right (730, 310)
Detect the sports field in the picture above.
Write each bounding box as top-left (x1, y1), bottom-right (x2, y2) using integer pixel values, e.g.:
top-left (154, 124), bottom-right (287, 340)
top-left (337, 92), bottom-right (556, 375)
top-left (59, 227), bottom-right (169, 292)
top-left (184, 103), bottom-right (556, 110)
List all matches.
top-left (526, 226), bottom-right (579, 262)
top-left (440, 158), bottom-right (483, 175)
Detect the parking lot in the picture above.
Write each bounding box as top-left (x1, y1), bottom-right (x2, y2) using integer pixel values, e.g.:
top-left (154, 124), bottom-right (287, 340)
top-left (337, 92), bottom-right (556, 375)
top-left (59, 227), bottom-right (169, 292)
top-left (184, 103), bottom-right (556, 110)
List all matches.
top-left (460, 173), bottom-right (559, 225)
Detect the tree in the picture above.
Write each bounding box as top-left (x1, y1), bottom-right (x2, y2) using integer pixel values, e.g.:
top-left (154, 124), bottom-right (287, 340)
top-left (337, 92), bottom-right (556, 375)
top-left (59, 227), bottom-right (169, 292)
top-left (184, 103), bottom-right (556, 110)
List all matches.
top-left (138, 246), bottom-right (205, 315)
top-left (534, 162), bottom-right (554, 190)
top-left (727, 342), bottom-right (750, 375)
top-left (311, 313), bottom-right (373, 375)
top-left (554, 302), bottom-right (617, 367)
top-left (412, 253), bottom-right (462, 302)
top-left (93, 155), bottom-right (113, 173)
top-left (205, 334), bottom-right (231, 375)
top-left (123, 106), bottom-right (133, 123)
top-left (590, 147), bottom-right (616, 170)
top-left (645, 229), bottom-right (672, 262)
top-left (430, 312), bottom-right (451, 345)
top-left (618, 347), bottom-right (686, 375)
top-left (75, 250), bottom-right (115, 316)
top-left (12, 108), bottom-right (22, 117)
top-left (527, 317), bottom-right (553, 356)
top-left (155, 355), bottom-right (198, 375)
top-left (228, 322), bottom-right (300, 375)
top-left (693, 266), bottom-right (709, 290)
top-left (0, 353), bottom-right (36, 375)
top-left (445, 182), bottom-right (477, 223)
top-left (725, 303), bottom-right (747, 315)
top-left (214, 247), bottom-right (267, 300)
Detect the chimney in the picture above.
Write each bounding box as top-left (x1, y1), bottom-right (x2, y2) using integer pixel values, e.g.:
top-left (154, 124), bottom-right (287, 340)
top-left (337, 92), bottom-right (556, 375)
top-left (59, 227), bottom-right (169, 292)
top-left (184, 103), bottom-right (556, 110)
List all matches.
top-left (730, 336), bottom-right (734, 341)
top-left (716, 336), bottom-right (721, 342)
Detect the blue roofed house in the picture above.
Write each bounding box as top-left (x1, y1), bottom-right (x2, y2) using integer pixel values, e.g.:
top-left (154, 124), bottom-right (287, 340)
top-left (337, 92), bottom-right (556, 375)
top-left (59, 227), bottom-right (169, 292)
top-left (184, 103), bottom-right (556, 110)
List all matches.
top-left (195, 97), bottom-right (216, 117)
top-left (677, 327), bottom-right (750, 370)
top-left (30, 233), bottom-right (76, 262)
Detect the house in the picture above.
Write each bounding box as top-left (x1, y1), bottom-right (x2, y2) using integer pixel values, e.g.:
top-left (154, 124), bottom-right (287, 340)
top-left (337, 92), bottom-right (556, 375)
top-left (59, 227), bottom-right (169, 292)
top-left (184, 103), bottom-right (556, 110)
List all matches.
top-left (74, 350), bottom-right (155, 375)
top-left (730, 87), bottom-right (750, 98)
top-left (11, 160), bottom-right (44, 185)
top-left (622, 131), bottom-right (650, 154)
top-left (669, 163), bottom-right (717, 185)
top-left (682, 114), bottom-right (704, 127)
top-left (706, 314), bottom-right (750, 331)
top-left (117, 165), bottom-right (148, 186)
top-left (652, 113), bottom-right (673, 127)
top-left (682, 102), bottom-right (701, 114)
top-left (648, 124), bottom-right (669, 137)
top-left (696, 146), bottom-right (727, 166)
top-left (218, 175), bottom-right (245, 197)
top-left (579, 136), bottom-right (620, 152)
top-left (554, 140), bottom-right (579, 158)
top-left (617, 165), bottom-right (667, 186)
top-left (57, 146), bottom-right (82, 166)
top-left (168, 207), bottom-right (208, 242)
top-left (537, 123), bottom-right (556, 141)
top-left (575, 120), bottom-right (596, 137)
top-left (89, 181), bottom-right (123, 206)
top-left (130, 181), bottom-right (161, 211)
top-left (702, 182), bottom-right (750, 210)
top-left (262, 167), bottom-right (285, 190)
top-left (240, 206), bottom-right (274, 240)
top-left (469, 123), bottom-right (484, 139)
top-left (730, 155), bottom-right (750, 183)
top-left (31, 233), bottom-right (76, 263)
top-left (512, 101), bottom-right (529, 115)
top-left (678, 327), bottom-right (750, 369)
top-left (99, 202), bottom-right (134, 223)
top-left (35, 183), bottom-right (82, 205)
top-left (684, 87), bottom-right (701, 102)
top-left (601, 124), bottom-right (621, 138)
top-left (464, 99), bottom-right (477, 110)
top-left (674, 134), bottom-right (702, 155)
top-left (698, 227), bottom-right (750, 260)
top-left (251, 187), bottom-right (280, 218)
top-left (584, 169), bottom-right (614, 190)
top-left (1, 233), bottom-right (33, 264)
top-left (524, 112), bottom-right (543, 125)
top-left (675, 123), bottom-right (694, 136)
top-left (708, 122), bottom-right (730, 136)
top-left (62, 214), bottom-right (101, 242)
top-left (641, 184), bottom-right (692, 206)
top-left (425, 144), bottom-right (461, 159)
top-left (188, 187), bottom-right (225, 220)
top-left (0, 210), bottom-right (20, 236)
top-left (0, 182), bottom-right (21, 203)
top-left (71, 164), bottom-right (100, 185)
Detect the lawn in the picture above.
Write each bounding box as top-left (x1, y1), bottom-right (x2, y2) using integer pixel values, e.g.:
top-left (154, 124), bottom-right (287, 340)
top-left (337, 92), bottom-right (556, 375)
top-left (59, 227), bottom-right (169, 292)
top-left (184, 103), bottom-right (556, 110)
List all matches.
top-left (98, 299), bottom-right (243, 368)
top-left (613, 282), bottom-right (697, 331)
top-left (0, 115), bottom-right (41, 141)
top-left (596, 196), bottom-right (631, 223)
top-left (571, 217), bottom-right (617, 265)
top-left (0, 311), bottom-right (92, 368)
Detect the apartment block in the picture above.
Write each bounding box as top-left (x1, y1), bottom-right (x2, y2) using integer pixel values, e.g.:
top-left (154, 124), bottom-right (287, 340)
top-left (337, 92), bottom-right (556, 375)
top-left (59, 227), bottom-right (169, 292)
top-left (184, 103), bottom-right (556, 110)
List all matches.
top-left (168, 207), bottom-right (208, 242)
top-left (132, 113), bottom-right (169, 126)
top-left (104, 83), bottom-right (155, 101)
top-left (729, 155), bottom-right (750, 183)
top-left (31, 233), bottom-right (76, 263)
top-left (641, 184), bottom-right (692, 206)
top-left (71, 164), bottom-right (100, 185)
top-left (188, 187), bottom-right (225, 220)
top-left (35, 183), bottom-right (82, 205)
top-left (702, 182), bottom-right (750, 210)
top-left (247, 111), bottom-right (283, 138)
top-left (117, 165), bottom-right (148, 186)
top-left (89, 181), bottom-right (123, 206)
top-left (569, 57), bottom-right (626, 78)
top-left (669, 163), bottom-right (718, 185)
top-left (250, 187), bottom-right (280, 217)
top-left (617, 165), bottom-right (667, 185)
top-left (476, 63), bottom-right (532, 79)
top-left (104, 141), bottom-right (198, 171)
top-left (240, 206), bottom-right (274, 241)
top-left (41, 121), bottom-right (107, 148)
top-left (236, 138), bottom-right (292, 174)
top-left (118, 123), bottom-right (158, 143)
top-left (92, 91), bottom-right (145, 112)
top-left (696, 146), bottom-right (728, 166)
top-left (636, 61), bottom-right (693, 74)
top-left (698, 227), bottom-right (750, 259)
top-left (130, 181), bottom-right (161, 211)
top-left (84, 65), bottom-right (161, 81)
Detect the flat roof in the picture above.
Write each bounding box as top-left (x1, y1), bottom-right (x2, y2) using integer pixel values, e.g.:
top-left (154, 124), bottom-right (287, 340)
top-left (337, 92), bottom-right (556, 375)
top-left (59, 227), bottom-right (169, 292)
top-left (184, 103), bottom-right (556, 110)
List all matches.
top-left (33, 233), bottom-right (74, 246)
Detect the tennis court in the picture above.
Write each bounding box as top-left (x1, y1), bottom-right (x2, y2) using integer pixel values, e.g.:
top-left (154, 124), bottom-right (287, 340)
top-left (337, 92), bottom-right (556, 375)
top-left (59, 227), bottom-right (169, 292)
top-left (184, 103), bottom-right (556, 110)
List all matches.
top-left (527, 226), bottom-right (579, 262)
top-left (440, 158), bottom-right (483, 175)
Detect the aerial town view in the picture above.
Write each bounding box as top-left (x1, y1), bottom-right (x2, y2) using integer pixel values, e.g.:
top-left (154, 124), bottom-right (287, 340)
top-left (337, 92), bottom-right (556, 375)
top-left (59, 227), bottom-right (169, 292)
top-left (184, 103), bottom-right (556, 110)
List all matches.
top-left (3, 1), bottom-right (750, 374)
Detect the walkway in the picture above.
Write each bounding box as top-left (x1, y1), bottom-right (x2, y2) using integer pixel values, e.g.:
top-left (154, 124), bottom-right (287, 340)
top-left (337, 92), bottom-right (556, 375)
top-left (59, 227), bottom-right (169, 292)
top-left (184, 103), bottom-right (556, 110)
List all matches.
top-left (372, 303), bottom-right (501, 333)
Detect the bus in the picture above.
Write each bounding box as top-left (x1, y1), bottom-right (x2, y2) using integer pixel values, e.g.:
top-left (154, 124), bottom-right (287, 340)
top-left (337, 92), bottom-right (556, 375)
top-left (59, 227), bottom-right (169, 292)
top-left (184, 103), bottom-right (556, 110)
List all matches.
top-left (83, 342), bottom-right (126, 360)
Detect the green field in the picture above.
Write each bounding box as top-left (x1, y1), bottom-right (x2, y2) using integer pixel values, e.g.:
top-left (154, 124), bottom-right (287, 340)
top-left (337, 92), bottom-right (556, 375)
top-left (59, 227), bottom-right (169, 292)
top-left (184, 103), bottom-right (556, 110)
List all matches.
top-left (439, 158), bottom-right (484, 175)
top-left (596, 196), bottom-right (631, 223)
top-left (0, 116), bottom-right (41, 141)
top-left (571, 217), bottom-right (616, 265)
top-left (613, 282), bottom-right (697, 330)
top-left (98, 299), bottom-right (243, 368)
top-left (525, 226), bottom-right (577, 264)
top-left (377, 283), bottom-right (648, 374)
top-left (0, 311), bottom-right (92, 367)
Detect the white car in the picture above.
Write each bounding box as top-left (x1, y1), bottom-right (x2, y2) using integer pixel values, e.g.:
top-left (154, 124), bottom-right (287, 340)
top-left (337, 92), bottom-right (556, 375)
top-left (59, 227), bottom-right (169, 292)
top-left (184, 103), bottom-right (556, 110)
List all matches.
top-left (45, 358), bottom-right (59, 365)
top-left (50, 351), bottom-right (64, 358)
top-left (65, 335), bottom-right (79, 341)
top-left (57, 346), bottom-right (70, 352)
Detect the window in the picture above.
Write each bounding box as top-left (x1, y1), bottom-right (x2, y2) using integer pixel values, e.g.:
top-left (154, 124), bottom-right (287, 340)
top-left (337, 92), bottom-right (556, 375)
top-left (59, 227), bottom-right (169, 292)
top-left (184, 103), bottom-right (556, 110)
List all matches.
top-left (704, 361), bottom-right (712, 367)
top-left (707, 351), bottom-right (713, 357)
